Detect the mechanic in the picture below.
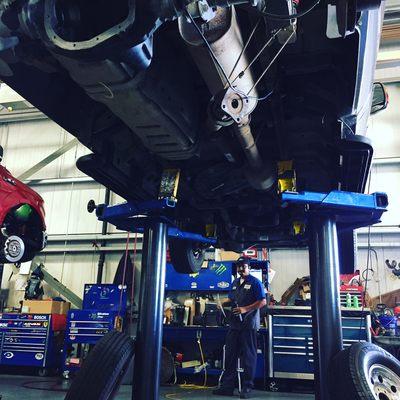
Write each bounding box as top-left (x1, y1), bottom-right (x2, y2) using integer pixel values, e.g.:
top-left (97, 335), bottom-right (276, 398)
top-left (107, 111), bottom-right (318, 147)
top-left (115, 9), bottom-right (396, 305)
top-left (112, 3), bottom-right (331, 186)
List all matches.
top-left (213, 256), bottom-right (266, 399)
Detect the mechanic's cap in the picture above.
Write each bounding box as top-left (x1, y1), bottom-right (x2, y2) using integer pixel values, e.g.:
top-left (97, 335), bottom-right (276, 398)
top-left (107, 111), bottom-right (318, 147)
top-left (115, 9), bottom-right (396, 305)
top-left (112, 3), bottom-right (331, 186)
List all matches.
top-left (236, 256), bottom-right (251, 269)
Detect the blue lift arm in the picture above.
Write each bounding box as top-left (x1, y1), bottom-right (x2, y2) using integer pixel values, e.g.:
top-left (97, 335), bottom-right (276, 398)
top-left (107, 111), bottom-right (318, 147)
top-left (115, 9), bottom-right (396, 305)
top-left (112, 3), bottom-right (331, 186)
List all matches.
top-left (282, 190), bottom-right (388, 230)
top-left (94, 198), bottom-right (217, 245)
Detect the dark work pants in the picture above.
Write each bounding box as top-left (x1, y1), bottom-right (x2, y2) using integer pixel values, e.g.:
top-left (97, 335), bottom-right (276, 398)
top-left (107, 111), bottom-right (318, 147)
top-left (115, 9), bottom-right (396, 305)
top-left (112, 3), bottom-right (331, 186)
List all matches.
top-left (221, 329), bottom-right (258, 390)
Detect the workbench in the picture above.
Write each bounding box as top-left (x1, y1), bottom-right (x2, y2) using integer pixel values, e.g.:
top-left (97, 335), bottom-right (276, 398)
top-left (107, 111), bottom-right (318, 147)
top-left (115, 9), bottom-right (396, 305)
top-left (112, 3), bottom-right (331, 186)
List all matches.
top-left (163, 325), bottom-right (268, 387)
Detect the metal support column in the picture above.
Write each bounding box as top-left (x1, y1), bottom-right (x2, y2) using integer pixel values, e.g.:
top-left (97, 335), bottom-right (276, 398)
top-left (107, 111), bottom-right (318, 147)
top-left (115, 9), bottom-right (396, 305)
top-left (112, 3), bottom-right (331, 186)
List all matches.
top-left (132, 222), bottom-right (167, 400)
top-left (309, 215), bottom-right (343, 400)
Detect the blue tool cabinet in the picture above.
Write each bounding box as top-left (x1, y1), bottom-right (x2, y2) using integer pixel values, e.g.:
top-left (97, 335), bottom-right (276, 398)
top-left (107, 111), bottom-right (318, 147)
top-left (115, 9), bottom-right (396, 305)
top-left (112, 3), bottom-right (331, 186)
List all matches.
top-left (62, 284), bottom-right (127, 376)
top-left (65, 310), bottom-right (118, 345)
top-left (0, 313), bottom-right (60, 370)
top-left (63, 310), bottom-right (120, 375)
top-left (268, 306), bottom-right (372, 380)
top-left (82, 284), bottom-right (127, 311)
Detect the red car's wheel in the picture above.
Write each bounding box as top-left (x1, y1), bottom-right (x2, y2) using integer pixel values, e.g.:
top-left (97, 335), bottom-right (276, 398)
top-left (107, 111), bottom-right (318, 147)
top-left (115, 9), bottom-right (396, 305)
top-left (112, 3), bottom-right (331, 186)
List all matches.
top-left (4, 235), bottom-right (25, 263)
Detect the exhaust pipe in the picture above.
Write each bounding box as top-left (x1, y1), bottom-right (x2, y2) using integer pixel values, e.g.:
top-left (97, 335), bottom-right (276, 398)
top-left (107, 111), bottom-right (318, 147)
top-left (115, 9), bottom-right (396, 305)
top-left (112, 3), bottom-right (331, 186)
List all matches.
top-left (179, 7), bottom-right (275, 190)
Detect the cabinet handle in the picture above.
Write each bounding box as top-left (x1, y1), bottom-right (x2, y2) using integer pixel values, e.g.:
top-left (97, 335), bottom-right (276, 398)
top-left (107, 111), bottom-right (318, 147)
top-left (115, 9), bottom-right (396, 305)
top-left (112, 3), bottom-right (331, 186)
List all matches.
top-left (274, 336), bottom-right (306, 340)
top-left (274, 351), bottom-right (307, 356)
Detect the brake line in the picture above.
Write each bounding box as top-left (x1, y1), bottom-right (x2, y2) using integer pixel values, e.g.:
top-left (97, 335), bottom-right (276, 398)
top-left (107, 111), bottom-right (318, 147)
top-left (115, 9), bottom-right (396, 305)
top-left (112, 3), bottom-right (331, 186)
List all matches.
top-left (228, 17), bottom-right (262, 79)
top-left (185, 9), bottom-right (236, 91)
top-left (231, 28), bottom-right (282, 86)
top-left (247, 29), bottom-right (295, 95)
top-left (260, 0), bottom-right (321, 20)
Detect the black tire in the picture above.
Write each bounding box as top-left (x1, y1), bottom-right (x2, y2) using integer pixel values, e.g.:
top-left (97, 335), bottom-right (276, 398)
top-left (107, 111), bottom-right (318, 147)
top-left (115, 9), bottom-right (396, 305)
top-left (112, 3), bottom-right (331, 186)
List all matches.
top-left (65, 330), bottom-right (135, 400)
top-left (329, 342), bottom-right (400, 400)
top-left (169, 239), bottom-right (205, 274)
top-left (37, 368), bottom-right (49, 377)
top-left (160, 347), bottom-right (174, 385)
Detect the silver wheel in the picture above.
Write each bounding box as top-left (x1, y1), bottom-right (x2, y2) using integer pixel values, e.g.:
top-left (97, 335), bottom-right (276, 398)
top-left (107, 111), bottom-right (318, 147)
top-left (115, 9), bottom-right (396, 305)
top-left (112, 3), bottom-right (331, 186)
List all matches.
top-left (4, 235), bottom-right (25, 263)
top-left (368, 364), bottom-right (400, 400)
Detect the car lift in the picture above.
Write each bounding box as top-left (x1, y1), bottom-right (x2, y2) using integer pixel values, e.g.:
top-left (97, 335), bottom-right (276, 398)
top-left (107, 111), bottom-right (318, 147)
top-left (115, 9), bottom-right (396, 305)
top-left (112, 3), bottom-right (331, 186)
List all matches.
top-left (91, 189), bottom-right (388, 400)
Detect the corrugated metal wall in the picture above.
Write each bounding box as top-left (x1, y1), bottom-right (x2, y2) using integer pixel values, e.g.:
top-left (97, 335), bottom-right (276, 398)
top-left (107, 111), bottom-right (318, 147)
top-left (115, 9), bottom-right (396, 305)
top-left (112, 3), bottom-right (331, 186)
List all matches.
top-left (0, 116), bottom-right (142, 306)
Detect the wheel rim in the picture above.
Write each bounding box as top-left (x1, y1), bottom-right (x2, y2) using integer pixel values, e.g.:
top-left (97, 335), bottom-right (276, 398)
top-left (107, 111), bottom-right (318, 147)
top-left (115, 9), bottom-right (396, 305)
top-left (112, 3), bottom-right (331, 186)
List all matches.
top-left (4, 236), bottom-right (25, 263)
top-left (191, 244), bottom-right (203, 260)
top-left (368, 364), bottom-right (400, 400)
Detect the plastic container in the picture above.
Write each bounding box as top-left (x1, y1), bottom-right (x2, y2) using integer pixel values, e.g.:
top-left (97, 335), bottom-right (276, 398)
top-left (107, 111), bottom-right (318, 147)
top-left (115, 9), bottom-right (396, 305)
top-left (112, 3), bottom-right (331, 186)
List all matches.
top-left (346, 293), bottom-right (352, 308)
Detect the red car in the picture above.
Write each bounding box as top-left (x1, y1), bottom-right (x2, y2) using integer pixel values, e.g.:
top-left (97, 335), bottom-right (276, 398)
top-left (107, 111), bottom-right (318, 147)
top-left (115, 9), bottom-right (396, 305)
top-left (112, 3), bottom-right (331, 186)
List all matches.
top-left (0, 146), bottom-right (47, 264)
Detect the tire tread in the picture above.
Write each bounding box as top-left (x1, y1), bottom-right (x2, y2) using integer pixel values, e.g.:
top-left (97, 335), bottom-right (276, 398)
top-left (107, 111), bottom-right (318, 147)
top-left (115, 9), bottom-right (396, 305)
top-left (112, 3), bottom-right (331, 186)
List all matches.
top-left (65, 330), bottom-right (134, 400)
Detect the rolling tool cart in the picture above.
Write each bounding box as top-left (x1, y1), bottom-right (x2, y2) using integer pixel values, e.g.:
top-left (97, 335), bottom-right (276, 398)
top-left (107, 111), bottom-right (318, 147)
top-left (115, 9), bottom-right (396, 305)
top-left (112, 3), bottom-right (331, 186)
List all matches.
top-left (62, 284), bottom-right (127, 378)
top-left (267, 306), bottom-right (372, 389)
top-left (0, 312), bottom-right (64, 375)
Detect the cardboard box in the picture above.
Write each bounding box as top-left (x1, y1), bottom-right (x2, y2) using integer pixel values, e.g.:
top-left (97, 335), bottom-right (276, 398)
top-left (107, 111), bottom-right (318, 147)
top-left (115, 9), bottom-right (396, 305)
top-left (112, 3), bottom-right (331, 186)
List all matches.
top-left (22, 300), bottom-right (71, 315)
top-left (216, 249), bottom-right (240, 261)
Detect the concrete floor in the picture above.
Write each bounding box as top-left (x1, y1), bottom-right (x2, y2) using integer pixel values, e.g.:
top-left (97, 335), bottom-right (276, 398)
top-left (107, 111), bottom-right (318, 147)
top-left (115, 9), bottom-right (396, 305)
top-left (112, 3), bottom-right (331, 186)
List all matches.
top-left (0, 375), bottom-right (315, 399)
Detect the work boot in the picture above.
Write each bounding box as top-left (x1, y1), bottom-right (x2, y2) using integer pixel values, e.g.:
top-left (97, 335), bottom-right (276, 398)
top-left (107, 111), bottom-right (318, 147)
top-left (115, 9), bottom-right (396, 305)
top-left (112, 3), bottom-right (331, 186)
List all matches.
top-left (212, 387), bottom-right (234, 396)
top-left (239, 387), bottom-right (252, 399)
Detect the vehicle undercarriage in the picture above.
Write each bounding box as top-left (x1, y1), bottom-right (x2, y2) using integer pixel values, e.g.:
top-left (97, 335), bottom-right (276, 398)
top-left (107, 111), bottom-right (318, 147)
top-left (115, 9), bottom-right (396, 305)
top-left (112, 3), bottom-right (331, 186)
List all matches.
top-left (0, 0), bottom-right (384, 250)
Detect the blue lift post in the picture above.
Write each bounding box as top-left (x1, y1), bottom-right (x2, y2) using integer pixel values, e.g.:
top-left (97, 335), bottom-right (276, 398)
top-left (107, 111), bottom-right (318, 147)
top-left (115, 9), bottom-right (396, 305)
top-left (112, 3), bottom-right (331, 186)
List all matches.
top-left (282, 190), bottom-right (388, 400)
top-left (133, 221), bottom-right (167, 400)
top-left (93, 198), bottom-right (216, 400)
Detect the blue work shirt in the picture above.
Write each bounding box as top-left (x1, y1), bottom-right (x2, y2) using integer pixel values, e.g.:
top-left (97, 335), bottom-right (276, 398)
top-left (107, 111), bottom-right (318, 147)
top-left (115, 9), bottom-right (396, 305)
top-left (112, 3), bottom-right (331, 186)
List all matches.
top-left (228, 274), bottom-right (266, 330)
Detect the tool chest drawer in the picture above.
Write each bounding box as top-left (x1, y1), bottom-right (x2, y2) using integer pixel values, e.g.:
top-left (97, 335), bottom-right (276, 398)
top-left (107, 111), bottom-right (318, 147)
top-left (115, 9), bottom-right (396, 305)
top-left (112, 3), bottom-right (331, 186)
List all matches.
top-left (268, 307), bottom-right (371, 380)
top-left (272, 325), bottom-right (312, 338)
top-left (272, 315), bottom-right (313, 326)
top-left (273, 351), bottom-right (314, 375)
top-left (65, 310), bottom-right (116, 344)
